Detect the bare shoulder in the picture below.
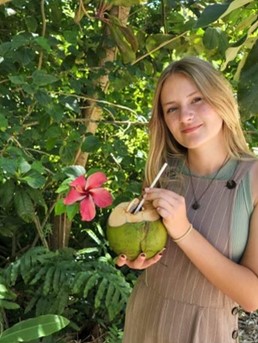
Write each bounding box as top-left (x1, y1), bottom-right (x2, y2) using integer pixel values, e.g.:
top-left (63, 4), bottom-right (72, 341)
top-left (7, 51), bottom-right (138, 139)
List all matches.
top-left (250, 159), bottom-right (258, 206)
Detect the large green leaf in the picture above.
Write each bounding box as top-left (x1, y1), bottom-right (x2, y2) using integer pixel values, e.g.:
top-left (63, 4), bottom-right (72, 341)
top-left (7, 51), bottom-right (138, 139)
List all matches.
top-left (34, 37), bottom-right (51, 52)
top-left (22, 170), bottom-right (46, 189)
top-left (66, 202), bottom-right (79, 221)
top-left (32, 70), bottom-right (59, 87)
top-left (0, 315), bottom-right (69, 342)
top-left (0, 299), bottom-right (20, 310)
top-left (107, 17), bottom-right (136, 64)
top-left (0, 284), bottom-right (11, 299)
top-left (81, 135), bottom-right (101, 153)
top-left (220, 0), bottom-right (254, 19)
top-left (54, 198), bottom-right (66, 216)
top-left (238, 39), bottom-right (258, 118)
top-left (0, 157), bottom-right (17, 176)
top-left (196, 0), bottom-right (254, 28)
top-left (8, 75), bottom-right (27, 85)
top-left (195, 3), bottom-right (229, 28)
top-left (203, 28), bottom-right (220, 50)
top-left (0, 179), bottom-right (15, 208)
top-left (63, 165), bottom-right (86, 178)
top-left (14, 189), bottom-right (35, 223)
top-left (18, 158), bottom-right (31, 174)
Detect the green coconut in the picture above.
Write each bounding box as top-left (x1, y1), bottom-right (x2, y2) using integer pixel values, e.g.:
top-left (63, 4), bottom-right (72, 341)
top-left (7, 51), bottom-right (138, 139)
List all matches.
top-left (107, 199), bottom-right (167, 260)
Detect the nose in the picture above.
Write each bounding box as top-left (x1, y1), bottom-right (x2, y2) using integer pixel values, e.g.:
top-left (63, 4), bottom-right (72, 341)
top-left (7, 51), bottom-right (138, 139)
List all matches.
top-left (179, 105), bottom-right (194, 123)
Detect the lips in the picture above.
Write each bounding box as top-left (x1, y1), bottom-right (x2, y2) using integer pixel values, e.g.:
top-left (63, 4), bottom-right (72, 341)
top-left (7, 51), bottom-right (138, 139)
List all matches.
top-left (181, 124), bottom-right (202, 134)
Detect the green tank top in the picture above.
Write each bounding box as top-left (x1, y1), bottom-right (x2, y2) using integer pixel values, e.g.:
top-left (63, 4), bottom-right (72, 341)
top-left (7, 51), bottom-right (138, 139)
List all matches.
top-left (230, 161), bottom-right (253, 262)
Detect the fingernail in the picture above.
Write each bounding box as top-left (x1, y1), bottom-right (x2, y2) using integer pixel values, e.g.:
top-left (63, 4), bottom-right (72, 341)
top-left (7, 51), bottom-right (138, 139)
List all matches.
top-left (159, 248), bottom-right (166, 256)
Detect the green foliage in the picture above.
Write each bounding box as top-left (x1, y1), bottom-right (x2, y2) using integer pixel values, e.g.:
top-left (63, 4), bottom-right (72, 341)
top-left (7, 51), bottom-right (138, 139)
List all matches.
top-left (0, 315), bottom-right (69, 343)
top-left (104, 324), bottom-right (123, 343)
top-left (238, 40), bottom-right (258, 119)
top-left (0, 283), bottom-right (19, 310)
top-left (2, 246), bottom-right (132, 340)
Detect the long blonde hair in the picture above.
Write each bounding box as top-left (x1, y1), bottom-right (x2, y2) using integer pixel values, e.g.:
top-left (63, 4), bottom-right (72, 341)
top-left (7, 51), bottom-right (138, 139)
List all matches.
top-left (145, 56), bottom-right (253, 185)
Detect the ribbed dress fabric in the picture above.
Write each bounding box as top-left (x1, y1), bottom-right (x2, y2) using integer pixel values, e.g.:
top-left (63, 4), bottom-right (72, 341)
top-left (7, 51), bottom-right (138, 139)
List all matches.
top-left (122, 159), bottom-right (256, 343)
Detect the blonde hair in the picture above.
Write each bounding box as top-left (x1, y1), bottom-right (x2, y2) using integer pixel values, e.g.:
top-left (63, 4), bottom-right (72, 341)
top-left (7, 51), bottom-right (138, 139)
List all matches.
top-left (145, 56), bottom-right (253, 185)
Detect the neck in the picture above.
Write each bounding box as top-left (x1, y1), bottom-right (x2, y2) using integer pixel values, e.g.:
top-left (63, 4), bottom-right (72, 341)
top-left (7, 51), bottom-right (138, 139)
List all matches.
top-left (187, 150), bottom-right (229, 176)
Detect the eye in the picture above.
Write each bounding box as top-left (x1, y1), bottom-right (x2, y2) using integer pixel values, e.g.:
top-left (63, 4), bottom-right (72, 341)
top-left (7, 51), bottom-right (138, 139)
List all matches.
top-left (192, 96), bottom-right (203, 104)
top-left (166, 106), bottom-right (178, 114)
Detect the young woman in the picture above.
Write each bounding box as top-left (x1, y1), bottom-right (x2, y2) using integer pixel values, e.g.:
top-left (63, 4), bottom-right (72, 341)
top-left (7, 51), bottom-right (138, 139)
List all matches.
top-left (116, 56), bottom-right (258, 342)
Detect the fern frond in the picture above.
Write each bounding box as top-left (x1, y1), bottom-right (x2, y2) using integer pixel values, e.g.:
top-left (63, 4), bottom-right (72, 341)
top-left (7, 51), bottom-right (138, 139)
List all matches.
top-left (94, 278), bottom-right (108, 309)
top-left (55, 288), bottom-right (69, 314)
top-left (8, 260), bottom-right (20, 286)
top-left (29, 266), bottom-right (48, 285)
top-left (105, 324), bottom-right (123, 343)
top-left (71, 271), bottom-right (91, 294)
top-left (3, 247), bottom-right (133, 325)
top-left (105, 283), bottom-right (115, 308)
top-left (52, 267), bottom-right (62, 294)
top-left (24, 292), bottom-right (39, 314)
top-left (35, 296), bottom-right (50, 316)
top-left (83, 274), bottom-right (100, 298)
top-left (6, 247), bottom-right (56, 286)
top-left (43, 266), bottom-right (56, 296)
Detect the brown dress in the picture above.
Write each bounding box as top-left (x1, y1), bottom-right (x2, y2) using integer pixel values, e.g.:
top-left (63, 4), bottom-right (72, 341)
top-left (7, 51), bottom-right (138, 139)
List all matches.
top-left (122, 159), bottom-right (255, 343)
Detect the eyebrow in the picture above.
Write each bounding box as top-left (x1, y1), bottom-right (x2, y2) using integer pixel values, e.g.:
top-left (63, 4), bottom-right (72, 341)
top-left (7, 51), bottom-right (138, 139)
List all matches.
top-left (162, 90), bottom-right (199, 106)
top-left (187, 91), bottom-right (199, 98)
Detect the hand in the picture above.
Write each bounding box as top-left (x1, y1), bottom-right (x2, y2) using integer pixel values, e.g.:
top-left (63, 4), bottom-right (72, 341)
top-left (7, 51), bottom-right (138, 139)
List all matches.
top-left (144, 187), bottom-right (190, 239)
top-left (115, 249), bottom-right (165, 270)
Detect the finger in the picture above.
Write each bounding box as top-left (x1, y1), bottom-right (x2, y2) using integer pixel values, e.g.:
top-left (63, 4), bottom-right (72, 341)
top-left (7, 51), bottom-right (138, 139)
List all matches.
top-left (115, 254), bottom-right (127, 267)
top-left (116, 250), bottom-right (165, 270)
top-left (152, 197), bottom-right (174, 210)
top-left (145, 187), bottom-right (162, 193)
top-left (145, 188), bottom-right (178, 202)
top-left (139, 249), bottom-right (165, 268)
top-left (145, 187), bottom-right (175, 195)
top-left (115, 253), bottom-right (147, 269)
top-left (128, 253), bottom-right (147, 269)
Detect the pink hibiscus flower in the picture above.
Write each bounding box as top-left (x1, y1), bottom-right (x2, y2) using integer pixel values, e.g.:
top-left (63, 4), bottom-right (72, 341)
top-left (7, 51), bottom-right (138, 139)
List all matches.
top-left (63, 172), bottom-right (113, 221)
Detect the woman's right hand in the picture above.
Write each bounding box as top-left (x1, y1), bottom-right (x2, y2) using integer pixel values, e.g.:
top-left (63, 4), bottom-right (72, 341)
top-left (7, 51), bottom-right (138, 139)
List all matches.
top-left (115, 249), bottom-right (165, 270)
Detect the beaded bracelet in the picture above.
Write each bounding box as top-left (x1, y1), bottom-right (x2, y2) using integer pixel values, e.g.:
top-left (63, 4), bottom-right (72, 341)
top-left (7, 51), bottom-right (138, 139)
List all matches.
top-left (172, 224), bottom-right (193, 243)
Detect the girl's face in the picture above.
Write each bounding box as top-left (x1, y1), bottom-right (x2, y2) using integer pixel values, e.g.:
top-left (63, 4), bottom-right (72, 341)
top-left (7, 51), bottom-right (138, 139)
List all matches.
top-left (161, 73), bottom-right (224, 151)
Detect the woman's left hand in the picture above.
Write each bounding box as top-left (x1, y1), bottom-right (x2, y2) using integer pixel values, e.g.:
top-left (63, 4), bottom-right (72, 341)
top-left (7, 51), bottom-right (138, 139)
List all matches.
top-left (115, 249), bottom-right (165, 270)
top-left (144, 187), bottom-right (190, 239)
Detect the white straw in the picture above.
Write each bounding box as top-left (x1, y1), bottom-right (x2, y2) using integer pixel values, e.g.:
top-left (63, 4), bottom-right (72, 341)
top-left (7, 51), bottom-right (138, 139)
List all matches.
top-left (134, 162), bottom-right (168, 214)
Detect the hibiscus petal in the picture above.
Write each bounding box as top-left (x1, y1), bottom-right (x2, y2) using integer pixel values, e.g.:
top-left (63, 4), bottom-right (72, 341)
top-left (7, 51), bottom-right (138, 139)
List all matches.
top-left (86, 172), bottom-right (107, 189)
top-left (90, 188), bottom-right (113, 208)
top-left (80, 196), bottom-right (96, 221)
top-left (70, 175), bottom-right (87, 191)
top-left (63, 189), bottom-right (85, 205)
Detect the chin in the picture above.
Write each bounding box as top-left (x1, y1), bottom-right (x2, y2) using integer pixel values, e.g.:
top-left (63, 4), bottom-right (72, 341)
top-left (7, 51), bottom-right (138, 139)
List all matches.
top-left (180, 141), bottom-right (204, 150)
